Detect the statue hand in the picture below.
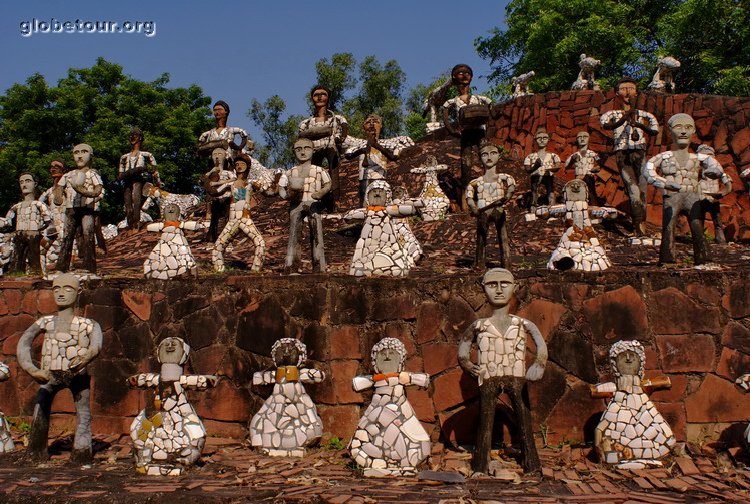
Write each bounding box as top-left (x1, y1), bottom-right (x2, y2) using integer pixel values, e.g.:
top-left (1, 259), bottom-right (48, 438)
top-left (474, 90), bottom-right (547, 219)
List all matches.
top-left (31, 369), bottom-right (51, 384)
top-left (126, 375), bottom-right (139, 387)
top-left (525, 362), bottom-right (545, 382)
top-left (665, 181), bottom-right (681, 191)
top-left (205, 375), bottom-right (219, 387)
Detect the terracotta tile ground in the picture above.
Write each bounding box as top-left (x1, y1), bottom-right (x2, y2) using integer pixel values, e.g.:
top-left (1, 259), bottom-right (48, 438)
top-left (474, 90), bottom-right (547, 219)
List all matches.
top-left (1, 433), bottom-right (749, 503)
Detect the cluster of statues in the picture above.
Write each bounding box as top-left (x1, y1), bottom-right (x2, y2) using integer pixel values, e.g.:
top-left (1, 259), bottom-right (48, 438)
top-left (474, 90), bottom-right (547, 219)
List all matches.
top-left (6, 266), bottom-right (740, 478)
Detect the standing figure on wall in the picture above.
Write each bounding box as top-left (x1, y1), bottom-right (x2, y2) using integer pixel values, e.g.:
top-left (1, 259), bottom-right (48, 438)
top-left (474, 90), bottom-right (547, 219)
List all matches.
top-left (278, 138), bottom-right (331, 273)
top-left (202, 147), bottom-right (237, 243)
top-left (344, 114), bottom-right (414, 206)
top-left (458, 268), bottom-right (547, 474)
top-left (0, 362), bottom-right (13, 453)
top-left (735, 374), bottom-right (750, 447)
top-left (410, 156), bottom-right (450, 221)
top-left (644, 113), bottom-right (726, 265)
top-left (442, 64), bottom-right (493, 209)
top-left (39, 159), bottom-right (68, 273)
top-left (0, 172), bottom-right (52, 275)
top-left (298, 85), bottom-right (348, 212)
top-left (571, 54), bottom-right (601, 91)
top-left (647, 56), bottom-right (681, 93)
top-left (143, 204), bottom-right (207, 280)
top-left (119, 128), bottom-right (160, 230)
top-left (350, 337), bottom-right (431, 477)
top-left (197, 100), bottom-right (252, 159)
top-left (524, 128), bottom-right (561, 210)
top-left (466, 141), bottom-right (516, 269)
top-left (56, 144), bottom-right (103, 275)
top-left (600, 77), bottom-right (659, 235)
top-left (697, 144), bottom-right (732, 244)
top-left (249, 338), bottom-right (325, 457)
top-left (511, 71), bottom-right (535, 98)
top-left (16, 273), bottom-right (103, 463)
top-left (128, 337), bottom-right (218, 476)
top-left (564, 131), bottom-right (601, 205)
top-left (591, 340), bottom-right (675, 469)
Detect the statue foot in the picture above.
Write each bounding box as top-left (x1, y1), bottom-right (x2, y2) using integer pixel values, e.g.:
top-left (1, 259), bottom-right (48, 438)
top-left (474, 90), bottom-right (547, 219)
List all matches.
top-left (69, 447), bottom-right (93, 465)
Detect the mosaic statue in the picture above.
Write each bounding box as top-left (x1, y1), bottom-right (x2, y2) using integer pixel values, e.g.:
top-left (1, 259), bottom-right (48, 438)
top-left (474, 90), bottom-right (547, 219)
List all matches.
top-left (511, 71), bottom-right (535, 98)
top-left (564, 131), bottom-right (601, 205)
top-left (144, 204), bottom-right (207, 280)
top-left (197, 100), bottom-right (252, 159)
top-left (128, 337), bottom-right (217, 476)
top-left (350, 338), bottom-right (431, 477)
top-left (344, 114), bottom-right (414, 206)
top-left (0, 362), bottom-right (13, 453)
top-left (645, 113), bottom-right (725, 265)
top-left (344, 180), bottom-right (422, 277)
top-left (119, 128), bottom-right (160, 230)
top-left (600, 77), bottom-right (659, 235)
top-left (141, 182), bottom-right (200, 221)
top-left (56, 144), bottom-right (103, 275)
top-left (735, 374), bottom-right (750, 447)
top-left (458, 268), bottom-right (547, 474)
top-left (422, 77), bottom-right (453, 133)
top-left (524, 128), bottom-right (561, 210)
top-left (299, 85), bottom-right (348, 212)
top-left (571, 54), bottom-right (601, 91)
top-left (17, 273), bottom-right (103, 463)
top-left (647, 56), bottom-right (681, 93)
top-left (442, 64), bottom-right (493, 207)
top-left (536, 179), bottom-right (620, 272)
top-left (391, 186), bottom-right (423, 269)
top-left (250, 338), bottom-right (325, 457)
top-left (592, 340), bottom-right (675, 469)
top-left (466, 141), bottom-right (516, 269)
top-left (202, 147), bottom-right (237, 243)
top-left (39, 159), bottom-right (68, 273)
top-left (0, 172), bottom-right (52, 275)
top-left (697, 145), bottom-right (731, 244)
top-left (410, 156), bottom-right (450, 221)
top-left (212, 155), bottom-right (266, 273)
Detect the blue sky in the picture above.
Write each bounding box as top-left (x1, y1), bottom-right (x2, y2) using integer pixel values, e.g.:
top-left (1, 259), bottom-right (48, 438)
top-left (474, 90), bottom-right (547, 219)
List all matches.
top-left (1, 0), bottom-right (508, 140)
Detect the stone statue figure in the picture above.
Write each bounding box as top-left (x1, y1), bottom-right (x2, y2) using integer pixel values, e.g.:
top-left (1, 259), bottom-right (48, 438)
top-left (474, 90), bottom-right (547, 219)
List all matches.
top-left (39, 159), bottom-right (68, 273)
top-left (197, 100), bottom-right (252, 159)
top-left (0, 362), bottom-right (13, 453)
top-left (571, 54), bottom-right (601, 91)
top-left (696, 144), bottom-right (732, 244)
top-left (647, 56), bottom-right (681, 93)
top-left (523, 128), bottom-right (561, 210)
top-left (118, 128), bottom-right (160, 229)
top-left (564, 131), bottom-right (601, 205)
top-left (511, 71), bottom-right (535, 97)
top-left (144, 204), bottom-right (207, 280)
top-left (410, 156), bottom-right (450, 221)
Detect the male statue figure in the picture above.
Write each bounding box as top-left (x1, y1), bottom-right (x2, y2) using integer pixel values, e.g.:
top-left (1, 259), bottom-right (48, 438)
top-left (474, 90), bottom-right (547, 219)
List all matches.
top-left (459, 268), bottom-right (547, 475)
top-left (645, 113), bottom-right (725, 265)
top-left (119, 128), bottom-right (159, 229)
top-left (524, 128), bottom-right (560, 210)
top-left (564, 131), bottom-right (601, 204)
top-left (278, 138), bottom-right (331, 273)
top-left (17, 273), bottom-right (103, 463)
top-left (600, 77), bottom-right (659, 235)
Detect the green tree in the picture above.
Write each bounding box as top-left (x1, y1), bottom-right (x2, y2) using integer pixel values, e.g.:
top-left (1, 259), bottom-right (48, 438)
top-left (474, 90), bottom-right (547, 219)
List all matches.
top-left (313, 53), bottom-right (357, 112)
top-left (248, 95), bottom-right (304, 167)
top-left (0, 57), bottom-right (213, 222)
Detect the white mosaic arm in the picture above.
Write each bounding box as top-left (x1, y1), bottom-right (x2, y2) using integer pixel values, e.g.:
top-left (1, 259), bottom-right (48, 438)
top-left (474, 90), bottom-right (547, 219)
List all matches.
top-left (736, 374), bottom-right (750, 392)
top-left (535, 204), bottom-right (565, 219)
top-left (182, 221), bottom-right (208, 231)
top-left (0, 207), bottom-right (16, 229)
top-left (386, 204), bottom-right (419, 218)
top-left (343, 209), bottom-right (367, 223)
top-left (401, 372), bottom-right (429, 388)
top-left (180, 374), bottom-right (218, 390)
top-left (252, 371), bottom-right (276, 386)
top-left (146, 222), bottom-right (164, 233)
top-left (352, 375), bottom-right (375, 392)
top-left (300, 369), bottom-right (325, 384)
top-left (698, 153), bottom-right (725, 180)
top-left (523, 319), bottom-right (547, 382)
top-left (128, 373), bottom-right (160, 389)
top-left (69, 320), bottom-right (102, 372)
top-left (590, 207), bottom-right (622, 220)
top-left (591, 381), bottom-right (617, 397)
top-left (0, 362), bottom-right (9, 381)
top-left (644, 155), bottom-right (668, 189)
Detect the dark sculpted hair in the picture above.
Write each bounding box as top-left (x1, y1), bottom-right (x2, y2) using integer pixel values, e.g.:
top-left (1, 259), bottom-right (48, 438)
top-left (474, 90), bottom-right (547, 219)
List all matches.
top-left (616, 76), bottom-right (638, 90)
top-left (451, 64), bottom-right (473, 82)
top-left (213, 100), bottom-right (230, 115)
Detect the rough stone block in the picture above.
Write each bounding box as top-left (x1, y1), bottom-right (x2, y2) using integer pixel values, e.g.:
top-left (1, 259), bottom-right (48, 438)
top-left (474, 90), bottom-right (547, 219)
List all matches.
top-left (716, 347), bottom-right (750, 381)
top-left (517, 299), bottom-right (568, 342)
top-left (685, 374), bottom-right (747, 422)
top-left (431, 368), bottom-right (478, 412)
top-left (582, 286), bottom-right (648, 344)
top-left (422, 342), bottom-right (458, 376)
top-left (122, 290), bottom-right (152, 321)
top-left (655, 335), bottom-right (715, 372)
top-left (650, 288), bottom-right (721, 335)
top-left (416, 301), bottom-right (443, 344)
top-left (329, 325), bottom-right (361, 360)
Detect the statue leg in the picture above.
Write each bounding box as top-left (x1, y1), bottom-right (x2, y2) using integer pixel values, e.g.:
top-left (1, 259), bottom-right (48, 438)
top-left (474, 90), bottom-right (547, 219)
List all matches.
top-left (507, 378), bottom-right (541, 473)
top-left (56, 209), bottom-right (78, 272)
top-left (688, 195), bottom-right (709, 265)
top-left (124, 183), bottom-right (134, 228)
top-left (240, 219), bottom-right (266, 272)
top-left (359, 177), bottom-right (368, 207)
top-left (706, 200), bottom-right (726, 244)
top-left (28, 232), bottom-right (42, 275)
top-left (132, 180), bottom-right (143, 228)
top-left (70, 374), bottom-right (93, 464)
top-left (584, 174), bottom-right (598, 206)
top-left (472, 376), bottom-right (501, 474)
top-left (530, 175), bottom-right (540, 209)
top-left (474, 213), bottom-right (489, 269)
top-left (495, 211), bottom-right (511, 268)
top-left (617, 151), bottom-right (645, 234)
top-left (543, 175), bottom-right (555, 205)
top-left (212, 219), bottom-right (238, 272)
top-left (285, 204), bottom-right (304, 271)
top-left (28, 377), bottom-right (62, 461)
top-left (80, 211), bottom-right (97, 274)
top-left (11, 232), bottom-right (29, 274)
top-left (309, 204), bottom-right (327, 273)
top-left (659, 196), bottom-right (678, 264)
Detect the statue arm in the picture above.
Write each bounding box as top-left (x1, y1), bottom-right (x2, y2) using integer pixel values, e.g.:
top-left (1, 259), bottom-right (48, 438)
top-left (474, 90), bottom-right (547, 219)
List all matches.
top-left (644, 155), bottom-right (669, 189)
top-left (146, 222), bottom-right (164, 232)
top-left (352, 375), bottom-right (374, 392)
top-left (524, 319), bottom-right (547, 381)
top-left (0, 362), bottom-right (8, 381)
top-left (17, 320), bottom-right (49, 383)
top-left (343, 209), bottom-right (367, 222)
top-left (252, 371), bottom-right (276, 385)
top-left (601, 110), bottom-right (627, 130)
top-left (180, 374), bottom-right (218, 389)
top-left (458, 322), bottom-right (480, 377)
top-left (637, 112), bottom-right (659, 136)
top-left (400, 371), bottom-right (429, 388)
top-left (69, 321), bottom-right (102, 373)
top-left (278, 174), bottom-right (289, 200)
top-left (0, 206), bottom-right (16, 229)
top-left (182, 220), bottom-right (208, 231)
top-left (465, 183), bottom-right (478, 215)
top-left (442, 103), bottom-right (460, 137)
top-left (386, 204), bottom-right (417, 217)
top-left (311, 171), bottom-right (332, 200)
top-left (300, 368), bottom-right (325, 383)
top-left (127, 373), bottom-right (159, 389)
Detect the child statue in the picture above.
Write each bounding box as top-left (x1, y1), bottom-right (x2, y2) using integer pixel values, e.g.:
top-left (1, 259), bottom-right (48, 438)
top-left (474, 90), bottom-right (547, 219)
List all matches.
top-left (128, 337), bottom-right (218, 476)
top-left (141, 182), bottom-right (201, 221)
top-left (564, 131), bottom-right (601, 205)
top-left (350, 338), bottom-right (431, 477)
top-left (458, 268), bottom-right (547, 474)
top-left (278, 138), bottom-right (331, 273)
top-left (410, 156), bottom-right (450, 221)
top-left (343, 180), bottom-right (422, 277)
top-left (249, 338), bottom-right (325, 457)
top-left (0, 172), bottom-right (52, 275)
top-left (524, 128), bottom-right (561, 210)
top-left (202, 147), bottom-right (237, 243)
top-left (591, 340), bottom-right (676, 469)
top-left (466, 141), bottom-right (516, 269)
top-left (0, 362), bottom-right (13, 453)
top-left (16, 273), bottom-right (103, 463)
top-left (144, 203), bottom-right (207, 280)
top-left (118, 128), bottom-right (160, 229)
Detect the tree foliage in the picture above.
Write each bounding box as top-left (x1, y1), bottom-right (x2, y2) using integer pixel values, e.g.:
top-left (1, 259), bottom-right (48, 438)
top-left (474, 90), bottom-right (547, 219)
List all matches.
top-left (248, 95), bottom-right (303, 168)
top-left (476, 0), bottom-right (750, 95)
top-left (0, 57), bottom-right (213, 222)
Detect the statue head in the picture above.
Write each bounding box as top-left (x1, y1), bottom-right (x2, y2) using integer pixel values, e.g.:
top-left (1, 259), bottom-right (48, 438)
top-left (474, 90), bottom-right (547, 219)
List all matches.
top-left (52, 273), bottom-right (81, 310)
top-left (234, 155), bottom-right (249, 176)
top-left (482, 268), bottom-right (516, 308)
top-left (364, 180), bottom-right (392, 207)
top-left (563, 179), bottom-right (588, 202)
top-left (616, 76), bottom-right (638, 104)
top-left (667, 113), bottom-right (695, 148)
top-left (371, 337), bottom-right (406, 374)
top-left (479, 140), bottom-right (501, 170)
top-left (129, 128), bottom-right (144, 147)
top-left (164, 203), bottom-right (180, 222)
top-left (213, 100), bottom-right (230, 120)
top-left (293, 138), bottom-right (314, 163)
top-left (451, 64), bottom-right (473, 86)
top-left (534, 128), bottom-right (550, 149)
top-left (363, 114), bottom-right (383, 137)
top-left (310, 85), bottom-right (331, 109)
top-left (18, 172), bottom-right (37, 196)
top-left (211, 147), bottom-right (228, 168)
top-left (697, 144), bottom-right (715, 156)
top-left (271, 338), bottom-right (307, 367)
top-left (609, 339), bottom-right (645, 378)
top-left (72, 144), bottom-right (93, 169)
top-left (575, 131), bottom-right (590, 148)
top-left (157, 337), bottom-right (190, 365)
top-left (50, 158), bottom-right (66, 178)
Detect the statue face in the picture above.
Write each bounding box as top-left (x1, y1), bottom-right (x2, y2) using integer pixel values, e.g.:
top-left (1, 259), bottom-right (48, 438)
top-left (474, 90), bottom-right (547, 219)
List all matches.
top-left (669, 114), bottom-right (695, 147)
top-left (164, 204), bottom-right (180, 221)
top-left (565, 180), bottom-right (587, 201)
top-left (293, 140), bottom-right (314, 162)
top-left (50, 162), bottom-right (65, 178)
top-left (480, 146), bottom-right (500, 169)
top-left (52, 273), bottom-right (80, 309)
top-left (311, 88), bottom-right (329, 109)
top-left (576, 132), bottom-right (590, 148)
top-left (617, 82), bottom-right (638, 103)
top-left (211, 148), bottom-right (226, 167)
top-left (615, 350), bottom-right (641, 377)
top-left (129, 131), bottom-right (143, 146)
top-left (367, 186), bottom-right (388, 206)
top-left (374, 347), bottom-right (402, 374)
top-left (452, 66), bottom-right (473, 86)
top-left (19, 174), bottom-right (36, 195)
top-left (535, 132), bottom-right (550, 148)
top-left (73, 144), bottom-right (93, 169)
top-left (272, 342), bottom-right (300, 367)
top-left (482, 269), bottom-right (515, 307)
top-left (235, 160), bottom-right (248, 175)
top-left (363, 116), bottom-right (382, 137)
top-left (213, 104), bottom-right (228, 122)
top-left (158, 337), bottom-right (186, 365)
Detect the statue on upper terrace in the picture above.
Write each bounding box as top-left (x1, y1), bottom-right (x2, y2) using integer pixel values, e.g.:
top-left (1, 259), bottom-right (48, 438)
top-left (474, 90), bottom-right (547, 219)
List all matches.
top-left (647, 56), bottom-right (681, 93)
top-left (523, 128), bottom-right (560, 210)
top-left (511, 71), bottom-right (535, 97)
top-left (564, 131), bottom-right (601, 205)
top-left (571, 54), bottom-right (601, 91)
top-left (119, 128), bottom-right (160, 230)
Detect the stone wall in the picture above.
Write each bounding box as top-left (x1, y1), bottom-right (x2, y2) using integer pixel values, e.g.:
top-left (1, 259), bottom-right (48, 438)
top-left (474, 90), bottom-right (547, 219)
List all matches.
top-left (490, 92), bottom-right (750, 240)
top-left (0, 273), bottom-right (748, 448)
